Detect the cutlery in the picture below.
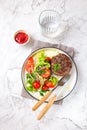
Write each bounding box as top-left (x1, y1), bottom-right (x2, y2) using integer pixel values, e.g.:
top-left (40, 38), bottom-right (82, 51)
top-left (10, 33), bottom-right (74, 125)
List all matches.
top-left (32, 75), bottom-right (70, 120)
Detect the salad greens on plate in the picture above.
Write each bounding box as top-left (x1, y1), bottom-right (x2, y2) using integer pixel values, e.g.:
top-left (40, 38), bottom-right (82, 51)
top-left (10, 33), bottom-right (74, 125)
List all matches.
top-left (25, 51), bottom-right (58, 96)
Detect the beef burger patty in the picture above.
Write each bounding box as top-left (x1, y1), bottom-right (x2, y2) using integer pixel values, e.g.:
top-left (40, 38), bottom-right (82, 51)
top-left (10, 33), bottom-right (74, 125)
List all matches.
top-left (51, 53), bottom-right (72, 76)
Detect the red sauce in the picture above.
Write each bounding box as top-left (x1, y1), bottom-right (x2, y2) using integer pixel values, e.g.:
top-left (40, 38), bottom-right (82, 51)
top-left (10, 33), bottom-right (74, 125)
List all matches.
top-left (15, 32), bottom-right (29, 44)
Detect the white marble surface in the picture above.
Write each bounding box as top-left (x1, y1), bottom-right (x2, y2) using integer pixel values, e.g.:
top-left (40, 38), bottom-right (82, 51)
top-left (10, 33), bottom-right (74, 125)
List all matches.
top-left (0, 0), bottom-right (87, 130)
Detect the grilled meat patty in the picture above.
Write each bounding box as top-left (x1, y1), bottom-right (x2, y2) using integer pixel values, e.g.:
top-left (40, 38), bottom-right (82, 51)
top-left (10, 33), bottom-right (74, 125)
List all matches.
top-left (51, 53), bottom-right (72, 76)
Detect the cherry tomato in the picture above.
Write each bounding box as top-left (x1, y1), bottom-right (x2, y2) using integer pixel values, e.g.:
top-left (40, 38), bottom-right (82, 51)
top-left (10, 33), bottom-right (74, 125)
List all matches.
top-left (45, 57), bottom-right (51, 62)
top-left (25, 57), bottom-right (34, 73)
top-left (33, 81), bottom-right (40, 89)
top-left (41, 69), bottom-right (51, 78)
top-left (45, 80), bottom-right (54, 88)
top-left (42, 85), bottom-right (49, 91)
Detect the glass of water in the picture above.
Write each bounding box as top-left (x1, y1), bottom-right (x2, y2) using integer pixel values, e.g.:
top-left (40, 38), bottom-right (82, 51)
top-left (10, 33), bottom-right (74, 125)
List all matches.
top-left (39, 10), bottom-right (62, 38)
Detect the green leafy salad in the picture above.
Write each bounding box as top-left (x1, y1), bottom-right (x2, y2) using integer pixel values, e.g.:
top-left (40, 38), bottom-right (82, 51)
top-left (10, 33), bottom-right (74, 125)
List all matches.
top-left (25, 51), bottom-right (58, 96)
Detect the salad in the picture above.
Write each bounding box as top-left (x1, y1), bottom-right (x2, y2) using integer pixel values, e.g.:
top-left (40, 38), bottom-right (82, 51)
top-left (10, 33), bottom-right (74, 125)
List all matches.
top-left (25, 51), bottom-right (58, 96)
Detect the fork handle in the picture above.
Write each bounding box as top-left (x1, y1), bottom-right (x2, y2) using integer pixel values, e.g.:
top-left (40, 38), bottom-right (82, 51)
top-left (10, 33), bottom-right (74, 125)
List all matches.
top-left (32, 91), bottom-right (52, 111)
top-left (37, 95), bottom-right (57, 120)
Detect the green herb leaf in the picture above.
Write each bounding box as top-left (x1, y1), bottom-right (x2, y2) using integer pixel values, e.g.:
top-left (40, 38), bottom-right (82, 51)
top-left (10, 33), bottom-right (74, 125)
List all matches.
top-left (26, 73), bottom-right (31, 79)
top-left (31, 73), bottom-right (36, 79)
top-left (40, 91), bottom-right (44, 96)
top-left (41, 90), bottom-right (48, 93)
top-left (54, 64), bottom-right (61, 71)
top-left (38, 70), bottom-right (45, 75)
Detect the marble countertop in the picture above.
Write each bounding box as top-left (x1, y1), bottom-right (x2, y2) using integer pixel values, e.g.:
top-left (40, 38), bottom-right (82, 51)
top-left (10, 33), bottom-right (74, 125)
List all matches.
top-left (0, 0), bottom-right (87, 130)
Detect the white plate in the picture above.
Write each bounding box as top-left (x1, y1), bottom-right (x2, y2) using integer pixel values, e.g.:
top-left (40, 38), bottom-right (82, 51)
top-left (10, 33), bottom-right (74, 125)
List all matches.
top-left (21, 47), bottom-right (78, 102)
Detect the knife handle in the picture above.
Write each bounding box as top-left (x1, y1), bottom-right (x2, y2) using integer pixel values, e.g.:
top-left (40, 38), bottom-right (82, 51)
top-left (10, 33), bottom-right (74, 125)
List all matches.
top-left (37, 95), bottom-right (57, 120)
top-left (32, 91), bottom-right (52, 111)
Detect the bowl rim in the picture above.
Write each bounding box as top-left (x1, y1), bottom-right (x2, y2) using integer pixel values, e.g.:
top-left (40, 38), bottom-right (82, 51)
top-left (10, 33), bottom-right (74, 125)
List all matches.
top-left (21, 47), bottom-right (78, 103)
top-left (14, 30), bottom-right (30, 45)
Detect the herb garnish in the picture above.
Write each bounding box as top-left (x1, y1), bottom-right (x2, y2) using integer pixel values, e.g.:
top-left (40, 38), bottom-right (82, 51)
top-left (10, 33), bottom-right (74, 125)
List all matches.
top-left (54, 63), bottom-right (61, 71)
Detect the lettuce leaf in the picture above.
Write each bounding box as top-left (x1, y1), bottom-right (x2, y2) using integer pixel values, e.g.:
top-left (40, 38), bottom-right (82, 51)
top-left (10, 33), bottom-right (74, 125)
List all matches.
top-left (49, 76), bottom-right (58, 85)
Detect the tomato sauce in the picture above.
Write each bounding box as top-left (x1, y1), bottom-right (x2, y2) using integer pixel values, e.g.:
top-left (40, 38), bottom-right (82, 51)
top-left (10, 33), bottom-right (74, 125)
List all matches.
top-left (15, 32), bottom-right (29, 44)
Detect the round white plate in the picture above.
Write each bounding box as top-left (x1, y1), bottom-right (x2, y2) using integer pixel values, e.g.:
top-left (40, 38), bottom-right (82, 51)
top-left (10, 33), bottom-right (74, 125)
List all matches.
top-left (21, 47), bottom-right (78, 102)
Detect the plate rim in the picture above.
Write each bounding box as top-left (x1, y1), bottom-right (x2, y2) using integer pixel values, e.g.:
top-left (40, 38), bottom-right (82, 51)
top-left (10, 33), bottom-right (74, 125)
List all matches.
top-left (21, 47), bottom-right (78, 102)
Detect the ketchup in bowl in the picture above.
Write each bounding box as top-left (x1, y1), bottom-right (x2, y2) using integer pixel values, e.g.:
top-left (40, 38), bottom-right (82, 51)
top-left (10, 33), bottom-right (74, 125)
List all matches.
top-left (14, 30), bottom-right (30, 45)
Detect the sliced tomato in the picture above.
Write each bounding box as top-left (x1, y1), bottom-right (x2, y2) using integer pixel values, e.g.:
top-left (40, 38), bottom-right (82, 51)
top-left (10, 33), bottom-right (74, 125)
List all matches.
top-left (45, 57), bottom-right (51, 62)
top-left (25, 57), bottom-right (34, 73)
top-left (33, 81), bottom-right (40, 89)
top-left (45, 80), bottom-right (54, 88)
top-left (42, 85), bottom-right (49, 91)
top-left (27, 57), bottom-right (34, 63)
top-left (41, 69), bottom-right (51, 78)
top-left (25, 64), bottom-right (34, 73)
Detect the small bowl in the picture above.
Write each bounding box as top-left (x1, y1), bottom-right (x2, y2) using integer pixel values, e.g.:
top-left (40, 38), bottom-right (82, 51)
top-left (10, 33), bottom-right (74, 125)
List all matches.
top-left (14, 30), bottom-right (30, 45)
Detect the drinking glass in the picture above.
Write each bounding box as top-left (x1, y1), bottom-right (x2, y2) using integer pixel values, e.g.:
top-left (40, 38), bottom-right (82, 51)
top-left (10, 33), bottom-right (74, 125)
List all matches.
top-left (39, 10), bottom-right (64, 38)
